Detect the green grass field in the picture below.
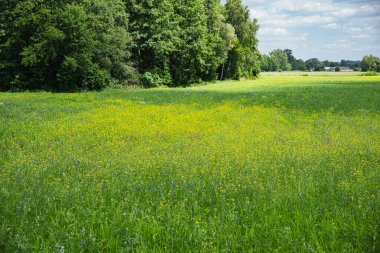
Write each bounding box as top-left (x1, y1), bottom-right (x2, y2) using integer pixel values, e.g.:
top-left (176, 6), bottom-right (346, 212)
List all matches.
top-left (1, 75), bottom-right (380, 252)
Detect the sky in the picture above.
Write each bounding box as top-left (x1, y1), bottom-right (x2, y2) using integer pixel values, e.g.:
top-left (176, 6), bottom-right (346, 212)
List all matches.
top-left (222, 0), bottom-right (380, 61)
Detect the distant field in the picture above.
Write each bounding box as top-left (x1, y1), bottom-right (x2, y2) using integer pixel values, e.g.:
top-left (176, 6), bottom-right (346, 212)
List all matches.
top-left (261, 71), bottom-right (366, 76)
top-left (1, 76), bottom-right (380, 252)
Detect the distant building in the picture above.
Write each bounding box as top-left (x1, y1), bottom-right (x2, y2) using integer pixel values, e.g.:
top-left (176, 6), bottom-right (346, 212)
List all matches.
top-left (324, 67), bottom-right (335, 71)
top-left (339, 67), bottom-right (353, 72)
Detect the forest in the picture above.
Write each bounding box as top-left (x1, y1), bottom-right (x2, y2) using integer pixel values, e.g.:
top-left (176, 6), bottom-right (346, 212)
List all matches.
top-left (0, 0), bottom-right (259, 91)
top-left (1, 0), bottom-right (379, 91)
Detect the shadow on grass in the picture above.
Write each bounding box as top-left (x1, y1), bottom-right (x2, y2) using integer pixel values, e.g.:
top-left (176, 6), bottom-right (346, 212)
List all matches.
top-left (103, 81), bottom-right (380, 114)
top-left (1, 80), bottom-right (379, 121)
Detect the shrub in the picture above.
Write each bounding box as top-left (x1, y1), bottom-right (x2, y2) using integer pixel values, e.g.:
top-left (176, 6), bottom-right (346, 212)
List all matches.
top-left (361, 71), bottom-right (377, 76)
top-left (141, 72), bottom-right (164, 88)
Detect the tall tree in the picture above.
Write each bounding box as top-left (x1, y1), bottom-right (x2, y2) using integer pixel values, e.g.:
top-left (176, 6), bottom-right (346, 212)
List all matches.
top-left (294, 59), bottom-right (306, 71)
top-left (125, 0), bottom-right (226, 86)
top-left (259, 54), bottom-right (281, 72)
top-left (259, 54), bottom-right (269, 72)
top-left (125, 0), bottom-right (179, 86)
top-left (224, 0), bottom-right (260, 79)
top-left (270, 49), bottom-right (291, 71)
top-left (170, 0), bottom-right (211, 85)
top-left (361, 55), bottom-right (380, 72)
top-left (202, 0), bottom-right (230, 81)
top-left (305, 58), bottom-right (324, 71)
top-left (284, 49), bottom-right (296, 70)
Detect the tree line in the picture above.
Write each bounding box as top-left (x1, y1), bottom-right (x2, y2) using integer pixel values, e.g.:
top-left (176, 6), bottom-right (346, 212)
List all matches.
top-left (0, 0), bottom-right (260, 91)
top-left (260, 49), bottom-right (379, 73)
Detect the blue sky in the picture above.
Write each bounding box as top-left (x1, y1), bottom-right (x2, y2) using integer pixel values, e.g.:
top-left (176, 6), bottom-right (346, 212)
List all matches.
top-left (222, 0), bottom-right (380, 61)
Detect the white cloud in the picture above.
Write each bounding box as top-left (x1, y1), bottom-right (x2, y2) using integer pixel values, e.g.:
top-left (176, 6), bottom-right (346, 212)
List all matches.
top-left (324, 43), bottom-right (349, 49)
top-left (324, 23), bottom-right (340, 29)
top-left (333, 9), bottom-right (355, 18)
top-left (351, 34), bottom-right (371, 39)
top-left (350, 28), bottom-right (362, 32)
top-left (300, 15), bottom-right (335, 25)
top-left (254, 11), bottom-right (335, 27)
top-left (359, 4), bottom-right (380, 15)
top-left (258, 27), bottom-right (288, 36)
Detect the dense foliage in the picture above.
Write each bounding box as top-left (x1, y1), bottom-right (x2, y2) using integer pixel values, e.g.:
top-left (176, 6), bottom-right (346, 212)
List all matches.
top-left (0, 0), bottom-right (260, 91)
top-left (0, 0), bottom-right (137, 91)
top-left (260, 49), bottom-right (301, 72)
top-left (223, 0), bottom-right (260, 79)
top-left (361, 55), bottom-right (380, 72)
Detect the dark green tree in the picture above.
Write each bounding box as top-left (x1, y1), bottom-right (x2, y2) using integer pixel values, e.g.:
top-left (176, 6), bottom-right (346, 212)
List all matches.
top-left (259, 54), bottom-right (282, 72)
top-left (305, 58), bottom-right (324, 71)
top-left (294, 59), bottom-right (306, 71)
top-left (125, 0), bottom-right (228, 86)
top-left (0, 0), bottom-right (136, 91)
top-left (259, 54), bottom-right (269, 72)
top-left (125, 0), bottom-right (179, 87)
top-left (270, 49), bottom-right (291, 71)
top-left (169, 0), bottom-right (211, 85)
top-left (361, 55), bottom-right (380, 72)
top-left (284, 49), bottom-right (296, 70)
top-left (202, 0), bottom-right (230, 81)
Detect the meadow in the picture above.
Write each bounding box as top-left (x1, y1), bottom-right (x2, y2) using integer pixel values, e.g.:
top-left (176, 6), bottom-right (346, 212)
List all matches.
top-left (0, 75), bottom-right (379, 252)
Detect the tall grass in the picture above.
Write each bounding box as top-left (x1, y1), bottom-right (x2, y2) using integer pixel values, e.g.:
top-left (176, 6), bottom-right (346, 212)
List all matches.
top-left (1, 76), bottom-right (379, 252)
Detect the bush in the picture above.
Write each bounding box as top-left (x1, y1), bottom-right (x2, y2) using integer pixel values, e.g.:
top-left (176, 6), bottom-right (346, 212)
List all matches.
top-left (141, 72), bottom-right (162, 88)
top-left (361, 71), bottom-right (377, 76)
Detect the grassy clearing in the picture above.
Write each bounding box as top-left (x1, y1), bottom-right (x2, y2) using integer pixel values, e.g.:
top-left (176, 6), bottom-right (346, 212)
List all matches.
top-left (1, 76), bottom-right (380, 252)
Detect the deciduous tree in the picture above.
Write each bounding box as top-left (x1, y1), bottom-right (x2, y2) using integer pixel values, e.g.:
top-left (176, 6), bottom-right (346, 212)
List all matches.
top-left (224, 0), bottom-right (260, 79)
top-left (0, 0), bottom-right (136, 91)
